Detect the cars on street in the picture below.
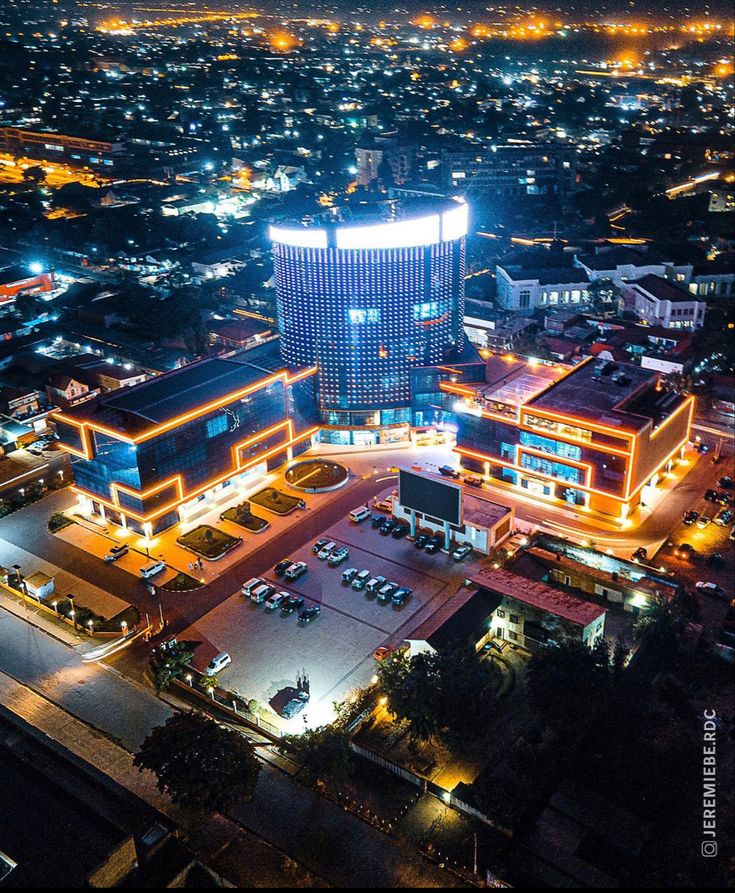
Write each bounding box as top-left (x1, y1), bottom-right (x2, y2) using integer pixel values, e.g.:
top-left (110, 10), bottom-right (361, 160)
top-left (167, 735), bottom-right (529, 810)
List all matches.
top-left (715, 509), bottom-right (733, 526)
top-left (366, 575), bottom-right (387, 595)
top-left (718, 476), bottom-right (732, 489)
top-left (285, 561), bottom-right (308, 580)
top-left (250, 582), bottom-right (275, 603)
top-left (438, 464), bottom-right (460, 478)
top-left (328, 545), bottom-right (349, 566)
top-left (424, 534), bottom-right (443, 554)
top-left (695, 581), bottom-right (726, 598)
top-left (341, 566), bottom-right (358, 584)
top-left (697, 516), bottom-right (712, 529)
top-left (104, 543), bottom-right (129, 562)
top-left (377, 581), bottom-right (399, 601)
top-left (391, 586), bottom-right (413, 606)
top-left (298, 605), bottom-right (321, 624)
top-left (312, 538), bottom-right (329, 554)
top-left (205, 652), bottom-right (231, 675)
top-left (280, 594), bottom-right (304, 615)
top-left (682, 511), bottom-right (699, 526)
top-left (351, 569), bottom-right (371, 590)
top-left (704, 489), bottom-right (719, 502)
top-left (264, 591), bottom-right (287, 610)
top-left (413, 534), bottom-right (430, 549)
top-left (274, 558), bottom-right (293, 576)
top-left (371, 515), bottom-right (386, 528)
top-left (379, 518), bottom-right (397, 535)
top-left (391, 523), bottom-right (409, 539)
top-left (317, 541), bottom-right (336, 560)
top-left (452, 543), bottom-right (472, 561)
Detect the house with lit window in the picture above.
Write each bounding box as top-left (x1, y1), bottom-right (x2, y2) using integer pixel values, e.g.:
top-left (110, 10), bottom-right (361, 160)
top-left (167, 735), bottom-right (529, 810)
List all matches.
top-left (625, 274), bottom-right (707, 330)
top-left (470, 566), bottom-right (607, 651)
top-left (443, 355), bottom-right (694, 521)
top-left (53, 345), bottom-right (319, 535)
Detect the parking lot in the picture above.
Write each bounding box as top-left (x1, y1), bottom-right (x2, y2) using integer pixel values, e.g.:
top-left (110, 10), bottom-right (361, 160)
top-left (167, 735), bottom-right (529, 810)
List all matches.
top-left (181, 503), bottom-right (486, 730)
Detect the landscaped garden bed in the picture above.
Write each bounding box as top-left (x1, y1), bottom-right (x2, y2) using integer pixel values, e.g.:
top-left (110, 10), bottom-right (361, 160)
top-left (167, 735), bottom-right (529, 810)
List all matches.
top-left (249, 487), bottom-right (304, 516)
top-left (162, 571), bottom-right (204, 592)
top-left (48, 512), bottom-right (74, 532)
top-left (220, 501), bottom-right (270, 532)
top-left (285, 459), bottom-right (349, 492)
top-left (176, 524), bottom-right (242, 560)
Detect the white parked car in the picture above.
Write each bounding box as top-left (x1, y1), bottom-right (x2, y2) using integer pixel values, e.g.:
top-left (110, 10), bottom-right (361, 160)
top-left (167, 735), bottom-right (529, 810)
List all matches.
top-left (265, 591), bottom-right (288, 610)
top-left (695, 581), bottom-right (726, 598)
top-left (205, 652), bottom-right (231, 675)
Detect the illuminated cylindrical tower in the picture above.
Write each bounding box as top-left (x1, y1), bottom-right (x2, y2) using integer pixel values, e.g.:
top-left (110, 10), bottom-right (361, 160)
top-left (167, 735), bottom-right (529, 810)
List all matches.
top-left (270, 198), bottom-right (467, 433)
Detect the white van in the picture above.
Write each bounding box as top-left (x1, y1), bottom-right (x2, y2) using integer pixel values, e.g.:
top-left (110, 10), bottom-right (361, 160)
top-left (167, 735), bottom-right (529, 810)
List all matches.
top-left (241, 577), bottom-right (264, 597)
top-left (205, 652), bottom-right (231, 675)
top-left (349, 506), bottom-right (371, 524)
top-left (139, 559), bottom-right (166, 579)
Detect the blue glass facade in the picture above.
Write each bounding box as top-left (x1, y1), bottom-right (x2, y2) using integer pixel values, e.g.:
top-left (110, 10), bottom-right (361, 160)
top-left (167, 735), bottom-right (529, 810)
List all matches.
top-left (272, 202), bottom-right (467, 426)
top-left (55, 358), bottom-right (319, 533)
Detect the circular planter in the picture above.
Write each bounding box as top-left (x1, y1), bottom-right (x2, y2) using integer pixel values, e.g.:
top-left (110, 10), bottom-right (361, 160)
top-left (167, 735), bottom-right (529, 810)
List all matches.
top-left (284, 459), bottom-right (350, 493)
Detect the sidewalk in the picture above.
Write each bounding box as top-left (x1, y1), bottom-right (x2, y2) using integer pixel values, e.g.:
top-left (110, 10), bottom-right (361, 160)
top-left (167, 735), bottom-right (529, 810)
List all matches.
top-left (0, 583), bottom-right (88, 648)
top-left (0, 532), bottom-right (131, 621)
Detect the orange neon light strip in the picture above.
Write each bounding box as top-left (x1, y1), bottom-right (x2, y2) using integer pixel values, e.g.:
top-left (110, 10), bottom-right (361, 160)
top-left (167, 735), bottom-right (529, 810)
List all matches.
top-left (649, 395), bottom-right (695, 440)
top-left (53, 365), bottom-right (317, 449)
top-left (72, 424), bottom-right (319, 524)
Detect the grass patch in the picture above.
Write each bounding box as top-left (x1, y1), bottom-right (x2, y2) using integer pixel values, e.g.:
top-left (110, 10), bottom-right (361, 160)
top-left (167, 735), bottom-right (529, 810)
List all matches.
top-left (176, 524), bottom-right (242, 559)
top-left (162, 571), bottom-right (204, 592)
top-left (48, 512), bottom-right (74, 532)
top-left (249, 486), bottom-right (303, 516)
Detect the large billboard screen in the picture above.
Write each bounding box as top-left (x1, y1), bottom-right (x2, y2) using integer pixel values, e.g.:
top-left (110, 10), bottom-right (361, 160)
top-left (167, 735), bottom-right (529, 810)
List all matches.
top-left (399, 469), bottom-right (462, 527)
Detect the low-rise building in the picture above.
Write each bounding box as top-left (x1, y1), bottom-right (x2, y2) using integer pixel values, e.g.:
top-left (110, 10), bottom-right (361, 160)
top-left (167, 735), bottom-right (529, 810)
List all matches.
top-left (625, 274), bottom-right (707, 330)
top-left (496, 263), bottom-right (589, 312)
top-left (0, 266), bottom-right (55, 307)
top-left (470, 565), bottom-right (607, 651)
top-left (392, 486), bottom-right (514, 555)
top-left (574, 246), bottom-right (692, 287)
top-left (53, 345), bottom-right (319, 535)
top-left (445, 354), bottom-right (694, 520)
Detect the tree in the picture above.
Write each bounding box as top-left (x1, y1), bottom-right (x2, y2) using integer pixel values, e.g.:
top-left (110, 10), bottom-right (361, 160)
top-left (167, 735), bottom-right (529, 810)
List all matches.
top-left (134, 711), bottom-right (261, 813)
top-left (634, 594), bottom-right (686, 652)
top-left (280, 724), bottom-right (353, 786)
top-left (22, 165), bottom-right (46, 186)
top-left (526, 639), bottom-right (614, 736)
top-left (378, 647), bottom-right (500, 749)
top-left (150, 641), bottom-right (194, 694)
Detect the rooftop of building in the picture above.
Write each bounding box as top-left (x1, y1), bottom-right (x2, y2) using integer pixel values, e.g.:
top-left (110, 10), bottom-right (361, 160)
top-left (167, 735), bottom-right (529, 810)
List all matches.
top-left (274, 194), bottom-right (462, 230)
top-left (406, 587), bottom-right (502, 652)
top-left (470, 566), bottom-right (607, 628)
top-left (529, 357), bottom-right (687, 434)
top-left (55, 342), bottom-right (289, 438)
top-left (462, 492), bottom-right (513, 529)
top-left (0, 265), bottom-right (46, 286)
top-left (630, 274), bottom-right (703, 303)
top-left (498, 263), bottom-right (590, 286)
top-left (575, 245), bottom-right (671, 271)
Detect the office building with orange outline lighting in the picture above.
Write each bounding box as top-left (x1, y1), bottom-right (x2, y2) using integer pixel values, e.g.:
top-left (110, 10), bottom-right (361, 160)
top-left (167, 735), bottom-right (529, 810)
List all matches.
top-left (443, 354), bottom-right (694, 520)
top-left (52, 346), bottom-right (319, 535)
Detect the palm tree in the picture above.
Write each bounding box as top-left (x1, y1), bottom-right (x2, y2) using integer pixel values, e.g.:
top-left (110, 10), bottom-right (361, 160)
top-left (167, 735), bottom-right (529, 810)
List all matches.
top-left (634, 595), bottom-right (685, 650)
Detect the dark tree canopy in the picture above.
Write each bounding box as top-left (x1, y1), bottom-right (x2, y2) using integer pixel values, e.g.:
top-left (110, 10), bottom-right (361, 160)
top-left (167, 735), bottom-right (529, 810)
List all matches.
top-left (280, 724), bottom-right (353, 786)
top-left (134, 711), bottom-right (261, 814)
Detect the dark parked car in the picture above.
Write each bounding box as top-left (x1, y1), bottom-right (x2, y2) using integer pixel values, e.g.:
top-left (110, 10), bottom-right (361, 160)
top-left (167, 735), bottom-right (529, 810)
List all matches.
top-left (414, 534), bottom-right (430, 549)
top-left (379, 518), bottom-right (397, 535)
top-left (391, 523), bottom-right (410, 539)
top-left (424, 535), bottom-right (443, 554)
top-left (312, 538), bottom-right (329, 554)
top-left (718, 476), bottom-right (733, 489)
top-left (704, 489), bottom-right (719, 502)
top-left (274, 558), bottom-right (293, 576)
top-left (298, 605), bottom-right (321, 624)
top-left (682, 511), bottom-right (699, 526)
top-left (371, 514), bottom-right (386, 528)
top-left (438, 464), bottom-right (460, 478)
top-left (280, 594), bottom-right (304, 615)
top-left (391, 586), bottom-right (413, 606)
top-left (716, 492), bottom-right (731, 506)
top-left (281, 696), bottom-right (308, 719)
